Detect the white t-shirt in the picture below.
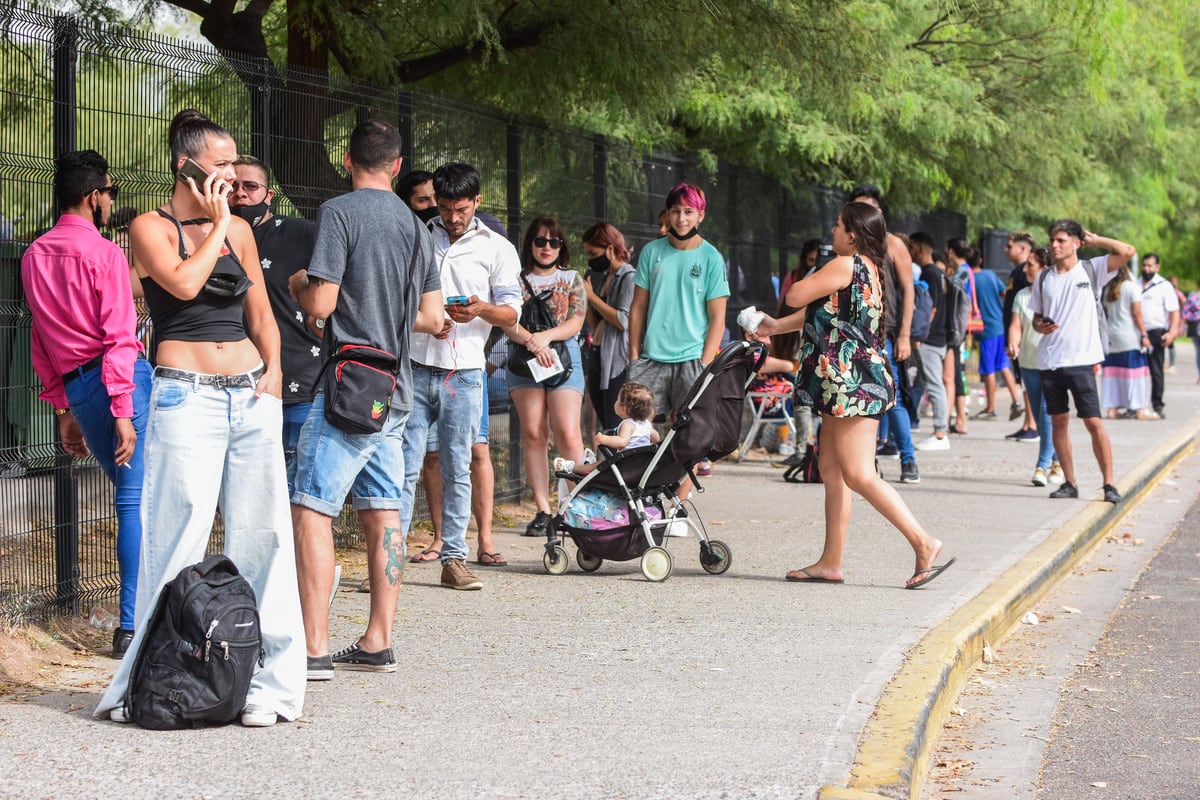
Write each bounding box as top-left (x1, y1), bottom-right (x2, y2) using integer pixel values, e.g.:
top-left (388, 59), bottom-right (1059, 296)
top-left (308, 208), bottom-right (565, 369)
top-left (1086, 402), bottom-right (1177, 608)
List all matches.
top-left (1012, 287), bottom-right (1043, 368)
top-left (1030, 256), bottom-right (1116, 370)
top-left (1139, 274), bottom-right (1179, 331)
top-left (1104, 280), bottom-right (1143, 353)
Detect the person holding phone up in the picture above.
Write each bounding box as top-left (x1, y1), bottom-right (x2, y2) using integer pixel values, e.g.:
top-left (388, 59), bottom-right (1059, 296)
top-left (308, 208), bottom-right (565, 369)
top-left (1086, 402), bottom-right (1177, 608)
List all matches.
top-left (94, 109), bottom-right (306, 728)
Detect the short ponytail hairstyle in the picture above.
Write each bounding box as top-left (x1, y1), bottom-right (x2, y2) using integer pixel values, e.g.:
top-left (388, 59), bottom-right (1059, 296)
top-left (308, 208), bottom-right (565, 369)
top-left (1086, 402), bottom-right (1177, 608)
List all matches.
top-left (168, 109), bottom-right (231, 174)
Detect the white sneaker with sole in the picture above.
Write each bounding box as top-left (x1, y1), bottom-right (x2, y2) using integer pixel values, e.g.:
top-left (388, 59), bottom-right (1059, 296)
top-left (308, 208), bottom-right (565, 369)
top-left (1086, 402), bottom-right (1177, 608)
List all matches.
top-left (1031, 467), bottom-right (1048, 487)
top-left (1047, 462), bottom-right (1065, 485)
top-left (916, 435), bottom-right (950, 451)
top-left (240, 704), bottom-right (278, 727)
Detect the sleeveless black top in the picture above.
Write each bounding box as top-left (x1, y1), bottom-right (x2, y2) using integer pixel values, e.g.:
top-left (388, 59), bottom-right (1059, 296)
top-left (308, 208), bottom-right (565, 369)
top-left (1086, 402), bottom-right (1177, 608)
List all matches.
top-left (141, 210), bottom-right (249, 343)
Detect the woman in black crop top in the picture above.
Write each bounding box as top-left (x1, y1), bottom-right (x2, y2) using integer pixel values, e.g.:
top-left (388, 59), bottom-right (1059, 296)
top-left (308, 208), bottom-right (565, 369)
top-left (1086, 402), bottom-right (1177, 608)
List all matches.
top-left (95, 109), bottom-right (305, 728)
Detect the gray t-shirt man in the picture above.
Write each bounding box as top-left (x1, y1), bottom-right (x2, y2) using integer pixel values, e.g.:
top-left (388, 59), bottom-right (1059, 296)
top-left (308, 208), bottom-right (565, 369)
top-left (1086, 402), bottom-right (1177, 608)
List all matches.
top-left (307, 188), bottom-right (440, 411)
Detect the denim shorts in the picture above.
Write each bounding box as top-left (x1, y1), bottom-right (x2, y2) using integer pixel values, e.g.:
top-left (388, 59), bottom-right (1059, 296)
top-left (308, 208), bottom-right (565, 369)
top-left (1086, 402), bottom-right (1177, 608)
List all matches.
top-left (504, 336), bottom-right (585, 394)
top-left (291, 391), bottom-right (411, 517)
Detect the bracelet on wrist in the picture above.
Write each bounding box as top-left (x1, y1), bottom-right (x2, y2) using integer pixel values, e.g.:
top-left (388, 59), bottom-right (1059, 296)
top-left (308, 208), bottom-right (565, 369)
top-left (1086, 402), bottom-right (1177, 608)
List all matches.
top-left (54, 407), bottom-right (70, 416)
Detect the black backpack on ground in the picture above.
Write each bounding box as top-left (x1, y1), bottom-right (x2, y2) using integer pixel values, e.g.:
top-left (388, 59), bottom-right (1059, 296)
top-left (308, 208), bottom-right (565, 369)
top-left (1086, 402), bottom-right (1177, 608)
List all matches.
top-left (124, 554), bottom-right (263, 730)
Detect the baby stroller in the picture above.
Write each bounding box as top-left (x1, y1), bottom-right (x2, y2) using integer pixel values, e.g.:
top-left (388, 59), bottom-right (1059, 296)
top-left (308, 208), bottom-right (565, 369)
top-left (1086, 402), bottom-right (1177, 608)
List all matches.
top-left (542, 340), bottom-right (767, 581)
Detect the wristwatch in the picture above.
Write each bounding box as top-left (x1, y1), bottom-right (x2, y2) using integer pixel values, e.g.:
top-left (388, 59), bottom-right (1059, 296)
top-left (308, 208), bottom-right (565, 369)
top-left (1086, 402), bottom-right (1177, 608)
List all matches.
top-left (54, 407), bottom-right (69, 416)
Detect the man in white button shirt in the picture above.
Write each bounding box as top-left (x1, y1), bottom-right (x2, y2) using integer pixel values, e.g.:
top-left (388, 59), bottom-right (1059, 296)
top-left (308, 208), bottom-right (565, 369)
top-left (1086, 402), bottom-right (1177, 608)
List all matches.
top-left (399, 162), bottom-right (521, 591)
top-left (1138, 253), bottom-right (1180, 417)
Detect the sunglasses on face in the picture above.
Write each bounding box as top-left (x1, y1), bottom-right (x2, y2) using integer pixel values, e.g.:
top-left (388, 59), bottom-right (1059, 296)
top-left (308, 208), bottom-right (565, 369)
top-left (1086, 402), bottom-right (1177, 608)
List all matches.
top-left (96, 185), bottom-right (119, 200)
top-left (230, 181), bottom-right (264, 193)
top-left (533, 236), bottom-right (562, 249)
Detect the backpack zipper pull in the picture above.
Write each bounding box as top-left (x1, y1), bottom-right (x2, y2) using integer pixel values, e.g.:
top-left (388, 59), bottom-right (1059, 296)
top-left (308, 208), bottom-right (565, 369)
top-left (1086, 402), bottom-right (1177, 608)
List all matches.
top-left (221, 642), bottom-right (230, 661)
top-left (203, 618), bottom-right (219, 662)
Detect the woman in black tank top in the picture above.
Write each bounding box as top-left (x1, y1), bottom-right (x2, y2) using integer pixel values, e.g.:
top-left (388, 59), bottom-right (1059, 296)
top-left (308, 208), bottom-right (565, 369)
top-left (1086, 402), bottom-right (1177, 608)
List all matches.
top-left (96, 109), bottom-right (305, 727)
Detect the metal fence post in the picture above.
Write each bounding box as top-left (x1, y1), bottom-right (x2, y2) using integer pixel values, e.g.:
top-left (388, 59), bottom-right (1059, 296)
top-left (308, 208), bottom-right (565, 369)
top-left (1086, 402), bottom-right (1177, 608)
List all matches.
top-left (51, 14), bottom-right (81, 613)
top-left (505, 118), bottom-right (524, 495)
top-left (398, 92), bottom-right (414, 168)
top-left (593, 134), bottom-right (607, 220)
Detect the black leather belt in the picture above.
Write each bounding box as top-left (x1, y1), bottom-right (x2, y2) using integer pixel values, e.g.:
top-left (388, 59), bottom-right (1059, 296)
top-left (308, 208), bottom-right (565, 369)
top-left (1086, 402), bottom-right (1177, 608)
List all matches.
top-left (61, 354), bottom-right (104, 386)
top-left (155, 364), bottom-right (265, 389)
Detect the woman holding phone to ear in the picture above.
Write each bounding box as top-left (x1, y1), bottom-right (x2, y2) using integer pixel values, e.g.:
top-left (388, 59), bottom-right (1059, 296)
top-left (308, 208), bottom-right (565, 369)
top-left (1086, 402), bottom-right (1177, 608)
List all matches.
top-left (94, 109), bottom-right (305, 728)
top-left (505, 215), bottom-right (587, 539)
top-left (759, 201), bottom-right (954, 590)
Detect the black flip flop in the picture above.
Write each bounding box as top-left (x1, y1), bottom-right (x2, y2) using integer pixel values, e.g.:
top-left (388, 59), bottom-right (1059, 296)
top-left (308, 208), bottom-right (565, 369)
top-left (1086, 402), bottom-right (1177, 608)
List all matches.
top-left (476, 551), bottom-right (508, 567)
top-left (906, 556), bottom-right (957, 589)
top-left (408, 547), bottom-right (441, 564)
top-left (785, 568), bottom-right (844, 584)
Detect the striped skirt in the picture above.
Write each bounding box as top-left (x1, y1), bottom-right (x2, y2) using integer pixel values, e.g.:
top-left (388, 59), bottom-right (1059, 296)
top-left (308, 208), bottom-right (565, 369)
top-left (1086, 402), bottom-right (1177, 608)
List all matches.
top-left (1100, 349), bottom-right (1150, 411)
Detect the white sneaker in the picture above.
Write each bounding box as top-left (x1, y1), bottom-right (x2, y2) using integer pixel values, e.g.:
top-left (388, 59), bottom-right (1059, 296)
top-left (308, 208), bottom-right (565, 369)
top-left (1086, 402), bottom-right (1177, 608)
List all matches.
top-left (1031, 467), bottom-right (1048, 487)
top-left (240, 704), bottom-right (278, 727)
top-left (1047, 462), bottom-right (1065, 485)
top-left (553, 457), bottom-right (576, 473)
top-left (916, 435), bottom-right (950, 451)
top-left (582, 448), bottom-right (596, 464)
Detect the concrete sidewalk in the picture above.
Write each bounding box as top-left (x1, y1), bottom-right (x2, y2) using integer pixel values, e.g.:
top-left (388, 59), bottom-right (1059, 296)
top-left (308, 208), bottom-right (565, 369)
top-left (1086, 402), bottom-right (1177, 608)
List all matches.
top-left (1, 357), bottom-right (1197, 799)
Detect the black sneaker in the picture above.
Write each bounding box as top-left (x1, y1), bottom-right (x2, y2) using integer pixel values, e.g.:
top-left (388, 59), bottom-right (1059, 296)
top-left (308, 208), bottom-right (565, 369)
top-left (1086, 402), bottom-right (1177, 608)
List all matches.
top-left (523, 510), bottom-right (551, 537)
top-left (876, 442), bottom-right (900, 460)
top-left (1103, 484), bottom-right (1122, 504)
top-left (899, 461), bottom-right (920, 484)
top-left (307, 654), bottom-right (334, 681)
top-left (1049, 482), bottom-right (1078, 499)
top-left (111, 628), bottom-right (134, 660)
top-left (332, 642), bottom-right (396, 673)
top-left (780, 449), bottom-right (805, 467)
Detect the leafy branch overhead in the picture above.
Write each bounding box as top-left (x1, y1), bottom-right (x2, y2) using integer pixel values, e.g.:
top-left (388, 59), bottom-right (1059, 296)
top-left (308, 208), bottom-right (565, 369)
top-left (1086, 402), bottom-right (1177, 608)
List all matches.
top-left (55, 0), bottom-right (1200, 269)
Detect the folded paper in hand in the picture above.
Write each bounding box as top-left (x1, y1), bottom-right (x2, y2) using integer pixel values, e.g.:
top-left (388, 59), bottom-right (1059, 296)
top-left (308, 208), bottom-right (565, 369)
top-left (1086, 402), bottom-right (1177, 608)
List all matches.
top-left (527, 349), bottom-right (565, 383)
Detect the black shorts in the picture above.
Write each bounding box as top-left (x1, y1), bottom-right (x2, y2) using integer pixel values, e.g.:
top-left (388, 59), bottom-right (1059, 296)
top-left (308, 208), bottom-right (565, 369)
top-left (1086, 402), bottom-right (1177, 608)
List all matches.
top-left (1040, 365), bottom-right (1101, 418)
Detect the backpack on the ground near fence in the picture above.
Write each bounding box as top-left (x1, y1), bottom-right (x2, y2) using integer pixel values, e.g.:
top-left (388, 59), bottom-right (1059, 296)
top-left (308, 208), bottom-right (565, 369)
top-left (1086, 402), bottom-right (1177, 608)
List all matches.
top-left (910, 279), bottom-right (934, 342)
top-left (783, 442), bottom-right (822, 484)
top-left (124, 554), bottom-right (262, 730)
top-left (1037, 258), bottom-right (1110, 356)
top-left (945, 274), bottom-right (971, 346)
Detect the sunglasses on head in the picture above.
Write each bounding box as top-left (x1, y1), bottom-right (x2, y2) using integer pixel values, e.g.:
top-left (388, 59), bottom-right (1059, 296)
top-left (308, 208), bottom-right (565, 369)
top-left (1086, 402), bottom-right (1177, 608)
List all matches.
top-left (533, 236), bottom-right (562, 249)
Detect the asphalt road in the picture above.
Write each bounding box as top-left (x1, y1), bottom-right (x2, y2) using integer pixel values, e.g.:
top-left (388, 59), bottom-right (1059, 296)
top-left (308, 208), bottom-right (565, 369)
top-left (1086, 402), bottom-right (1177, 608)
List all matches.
top-left (1037, 488), bottom-right (1200, 799)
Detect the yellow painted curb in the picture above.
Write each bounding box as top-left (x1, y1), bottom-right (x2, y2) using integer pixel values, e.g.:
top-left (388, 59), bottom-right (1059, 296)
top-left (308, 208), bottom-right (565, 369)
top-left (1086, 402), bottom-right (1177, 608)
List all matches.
top-left (819, 418), bottom-right (1200, 800)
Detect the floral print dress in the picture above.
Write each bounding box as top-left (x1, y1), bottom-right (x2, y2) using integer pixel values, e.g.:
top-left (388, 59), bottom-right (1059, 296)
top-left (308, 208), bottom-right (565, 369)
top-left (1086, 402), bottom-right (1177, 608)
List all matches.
top-left (794, 254), bottom-right (895, 417)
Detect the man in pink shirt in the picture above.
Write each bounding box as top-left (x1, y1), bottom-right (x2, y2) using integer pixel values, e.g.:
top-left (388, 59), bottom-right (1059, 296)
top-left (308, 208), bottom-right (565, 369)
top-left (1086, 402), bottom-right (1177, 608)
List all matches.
top-left (21, 150), bottom-right (151, 658)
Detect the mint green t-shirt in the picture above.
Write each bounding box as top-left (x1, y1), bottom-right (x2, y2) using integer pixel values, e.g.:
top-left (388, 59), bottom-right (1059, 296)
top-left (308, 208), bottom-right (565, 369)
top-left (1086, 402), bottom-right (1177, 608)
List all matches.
top-left (634, 237), bottom-right (730, 363)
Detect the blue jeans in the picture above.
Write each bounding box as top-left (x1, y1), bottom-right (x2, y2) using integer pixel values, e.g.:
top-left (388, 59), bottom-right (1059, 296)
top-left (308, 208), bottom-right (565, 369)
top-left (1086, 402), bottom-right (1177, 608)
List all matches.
top-left (400, 365), bottom-right (484, 563)
top-left (884, 339), bottom-right (915, 463)
top-left (63, 358), bottom-right (152, 631)
top-left (94, 369), bottom-right (305, 722)
top-left (282, 401), bottom-right (312, 496)
top-left (1020, 366), bottom-right (1057, 470)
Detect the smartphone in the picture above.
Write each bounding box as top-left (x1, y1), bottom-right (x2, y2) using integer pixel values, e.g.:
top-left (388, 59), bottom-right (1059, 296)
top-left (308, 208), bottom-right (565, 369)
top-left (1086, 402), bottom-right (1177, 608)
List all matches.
top-left (1041, 317), bottom-right (1055, 326)
top-left (178, 157), bottom-right (210, 185)
top-left (446, 295), bottom-right (470, 306)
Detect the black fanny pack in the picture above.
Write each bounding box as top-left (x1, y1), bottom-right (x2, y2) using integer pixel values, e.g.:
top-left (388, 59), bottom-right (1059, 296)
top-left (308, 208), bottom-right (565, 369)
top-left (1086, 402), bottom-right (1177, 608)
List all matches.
top-left (322, 344), bottom-right (400, 434)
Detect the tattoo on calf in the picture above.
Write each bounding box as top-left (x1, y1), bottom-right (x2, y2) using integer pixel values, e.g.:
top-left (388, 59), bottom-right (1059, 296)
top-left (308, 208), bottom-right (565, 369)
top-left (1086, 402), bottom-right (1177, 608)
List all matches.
top-left (383, 527), bottom-right (405, 586)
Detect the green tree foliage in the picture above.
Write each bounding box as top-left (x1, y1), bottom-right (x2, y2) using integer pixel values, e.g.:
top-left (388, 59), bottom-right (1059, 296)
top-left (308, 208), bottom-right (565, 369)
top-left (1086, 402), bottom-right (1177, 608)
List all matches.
top-left (37, 0), bottom-right (1200, 277)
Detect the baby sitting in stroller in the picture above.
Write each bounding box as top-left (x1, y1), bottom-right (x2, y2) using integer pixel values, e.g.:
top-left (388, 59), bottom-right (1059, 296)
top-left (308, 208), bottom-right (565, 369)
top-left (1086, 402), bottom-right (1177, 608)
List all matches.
top-left (555, 382), bottom-right (660, 474)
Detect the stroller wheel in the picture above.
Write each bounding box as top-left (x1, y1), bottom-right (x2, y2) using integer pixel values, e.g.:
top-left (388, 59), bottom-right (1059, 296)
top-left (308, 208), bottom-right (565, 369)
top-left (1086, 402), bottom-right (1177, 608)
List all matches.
top-left (543, 545), bottom-right (569, 575)
top-left (699, 539), bottom-right (733, 575)
top-left (640, 547), bottom-right (673, 582)
top-left (576, 550), bottom-right (603, 572)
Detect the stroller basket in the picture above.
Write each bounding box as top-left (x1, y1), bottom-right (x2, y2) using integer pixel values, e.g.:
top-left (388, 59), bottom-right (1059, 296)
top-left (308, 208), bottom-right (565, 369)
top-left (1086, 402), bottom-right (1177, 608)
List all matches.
top-left (542, 340), bottom-right (765, 582)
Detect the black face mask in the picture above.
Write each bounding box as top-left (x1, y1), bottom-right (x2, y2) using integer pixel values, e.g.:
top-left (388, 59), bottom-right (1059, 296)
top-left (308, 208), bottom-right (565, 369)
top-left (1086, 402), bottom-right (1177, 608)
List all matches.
top-left (230, 202), bottom-right (269, 227)
top-left (415, 206), bottom-right (440, 224)
top-left (587, 254), bottom-right (610, 272)
top-left (669, 226), bottom-right (700, 241)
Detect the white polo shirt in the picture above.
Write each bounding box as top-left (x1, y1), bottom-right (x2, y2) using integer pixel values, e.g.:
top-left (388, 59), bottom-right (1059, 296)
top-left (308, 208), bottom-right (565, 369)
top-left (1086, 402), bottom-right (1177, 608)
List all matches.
top-left (1139, 273), bottom-right (1179, 331)
top-left (409, 217), bottom-right (522, 370)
